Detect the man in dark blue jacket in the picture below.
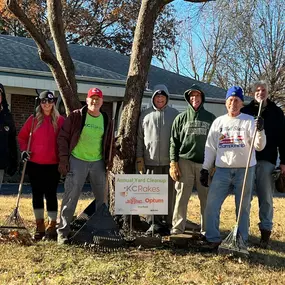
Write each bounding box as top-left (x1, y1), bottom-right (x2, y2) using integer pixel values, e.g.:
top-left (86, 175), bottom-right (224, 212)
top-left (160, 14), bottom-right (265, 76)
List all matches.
top-left (241, 80), bottom-right (285, 248)
top-left (0, 83), bottom-right (18, 189)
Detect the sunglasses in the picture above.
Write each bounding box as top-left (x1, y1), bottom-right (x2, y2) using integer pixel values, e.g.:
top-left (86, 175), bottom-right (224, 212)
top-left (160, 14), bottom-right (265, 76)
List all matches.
top-left (40, 98), bottom-right (54, 104)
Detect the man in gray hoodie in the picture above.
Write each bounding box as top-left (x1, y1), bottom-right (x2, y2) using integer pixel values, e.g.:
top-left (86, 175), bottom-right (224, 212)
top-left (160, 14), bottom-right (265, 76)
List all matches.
top-left (136, 84), bottom-right (179, 235)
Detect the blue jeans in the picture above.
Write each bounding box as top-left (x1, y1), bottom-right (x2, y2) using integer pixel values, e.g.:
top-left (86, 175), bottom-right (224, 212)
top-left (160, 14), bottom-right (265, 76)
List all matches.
top-left (205, 166), bottom-right (255, 243)
top-left (255, 160), bottom-right (275, 231)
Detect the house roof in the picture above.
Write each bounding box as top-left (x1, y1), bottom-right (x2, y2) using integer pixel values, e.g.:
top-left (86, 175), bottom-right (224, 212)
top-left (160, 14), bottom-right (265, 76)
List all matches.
top-left (0, 34), bottom-right (227, 99)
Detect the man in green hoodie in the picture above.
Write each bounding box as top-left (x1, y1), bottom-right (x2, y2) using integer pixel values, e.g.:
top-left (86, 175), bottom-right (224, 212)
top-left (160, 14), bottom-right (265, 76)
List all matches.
top-left (169, 84), bottom-right (216, 235)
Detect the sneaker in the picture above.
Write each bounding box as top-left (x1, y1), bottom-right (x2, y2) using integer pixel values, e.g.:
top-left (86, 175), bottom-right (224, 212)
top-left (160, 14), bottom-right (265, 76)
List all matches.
top-left (170, 229), bottom-right (183, 235)
top-left (198, 239), bottom-right (221, 251)
top-left (185, 220), bottom-right (201, 232)
top-left (190, 233), bottom-right (206, 241)
top-left (57, 234), bottom-right (69, 245)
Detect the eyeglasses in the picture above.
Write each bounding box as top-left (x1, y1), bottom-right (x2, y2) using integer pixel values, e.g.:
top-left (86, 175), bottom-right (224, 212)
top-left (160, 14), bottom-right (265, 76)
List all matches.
top-left (40, 98), bottom-right (54, 104)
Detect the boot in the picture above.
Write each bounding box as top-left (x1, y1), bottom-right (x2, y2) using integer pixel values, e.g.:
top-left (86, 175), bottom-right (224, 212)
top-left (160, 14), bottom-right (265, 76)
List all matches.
top-left (34, 219), bottom-right (45, 241)
top-left (260, 229), bottom-right (271, 249)
top-left (45, 221), bottom-right (57, 241)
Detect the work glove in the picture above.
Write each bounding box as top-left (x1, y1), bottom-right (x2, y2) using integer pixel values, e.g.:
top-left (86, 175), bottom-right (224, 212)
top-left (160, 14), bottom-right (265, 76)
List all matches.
top-left (58, 162), bottom-right (69, 176)
top-left (255, 116), bottom-right (264, 131)
top-left (200, 169), bottom-right (209, 187)
top-left (21, 151), bottom-right (30, 162)
top-left (169, 161), bottom-right (181, 182)
top-left (136, 157), bottom-right (145, 174)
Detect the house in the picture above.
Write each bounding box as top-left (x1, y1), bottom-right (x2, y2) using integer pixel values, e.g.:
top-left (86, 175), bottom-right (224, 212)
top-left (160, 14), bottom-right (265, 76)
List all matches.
top-left (0, 34), bottom-right (230, 132)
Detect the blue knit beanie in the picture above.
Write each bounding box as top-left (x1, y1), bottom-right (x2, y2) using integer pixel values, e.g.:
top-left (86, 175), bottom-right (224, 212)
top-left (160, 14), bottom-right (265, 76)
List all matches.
top-left (226, 86), bottom-right (244, 102)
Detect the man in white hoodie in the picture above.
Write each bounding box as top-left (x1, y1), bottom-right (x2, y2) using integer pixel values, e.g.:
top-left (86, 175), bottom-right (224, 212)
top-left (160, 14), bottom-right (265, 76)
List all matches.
top-left (199, 86), bottom-right (266, 249)
top-left (136, 84), bottom-right (179, 235)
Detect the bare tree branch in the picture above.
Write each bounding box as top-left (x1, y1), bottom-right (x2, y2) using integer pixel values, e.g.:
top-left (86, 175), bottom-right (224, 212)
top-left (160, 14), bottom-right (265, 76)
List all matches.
top-left (6, 0), bottom-right (81, 114)
top-left (46, 0), bottom-right (77, 94)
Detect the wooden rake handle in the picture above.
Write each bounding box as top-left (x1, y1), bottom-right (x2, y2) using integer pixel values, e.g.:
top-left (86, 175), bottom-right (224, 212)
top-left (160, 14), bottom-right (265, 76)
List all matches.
top-left (236, 100), bottom-right (263, 226)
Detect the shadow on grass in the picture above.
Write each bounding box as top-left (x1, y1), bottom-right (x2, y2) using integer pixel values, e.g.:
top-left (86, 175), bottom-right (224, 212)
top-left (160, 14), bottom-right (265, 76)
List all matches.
top-left (249, 250), bottom-right (285, 268)
top-left (161, 229), bottom-right (285, 269)
top-left (249, 235), bottom-right (285, 254)
top-left (163, 242), bottom-right (285, 269)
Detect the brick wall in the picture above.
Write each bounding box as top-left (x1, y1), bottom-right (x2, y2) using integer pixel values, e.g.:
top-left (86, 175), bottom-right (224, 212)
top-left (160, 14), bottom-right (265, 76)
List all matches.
top-left (11, 94), bottom-right (35, 134)
top-left (11, 94), bottom-right (113, 134)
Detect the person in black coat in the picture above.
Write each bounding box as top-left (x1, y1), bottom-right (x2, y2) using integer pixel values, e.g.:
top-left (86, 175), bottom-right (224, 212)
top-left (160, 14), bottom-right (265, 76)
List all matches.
top-left (241, 80), bottom-right (285, 248)
top-left (0, 83), bottom-right (18, 189)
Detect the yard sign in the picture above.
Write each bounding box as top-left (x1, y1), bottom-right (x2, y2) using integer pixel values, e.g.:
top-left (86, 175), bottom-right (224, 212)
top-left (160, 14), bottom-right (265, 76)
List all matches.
top-left (115, 174), bottom-right (168, 215)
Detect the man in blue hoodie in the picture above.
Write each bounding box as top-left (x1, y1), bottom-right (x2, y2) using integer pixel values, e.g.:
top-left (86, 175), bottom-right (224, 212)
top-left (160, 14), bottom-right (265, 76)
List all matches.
top-left (0, 83), bottom-right (18, 189)
top-left (136, 84), bottom-right (179, 235)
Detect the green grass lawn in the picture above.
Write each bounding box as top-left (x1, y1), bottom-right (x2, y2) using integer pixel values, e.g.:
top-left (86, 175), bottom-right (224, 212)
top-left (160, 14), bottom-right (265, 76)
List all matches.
top-left (0, 193), bottom-right (285, 285)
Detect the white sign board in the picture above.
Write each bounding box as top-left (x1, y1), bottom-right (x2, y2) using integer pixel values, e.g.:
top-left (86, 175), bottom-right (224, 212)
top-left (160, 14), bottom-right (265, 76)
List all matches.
top-left (115, 174), bottom-right (168, 215)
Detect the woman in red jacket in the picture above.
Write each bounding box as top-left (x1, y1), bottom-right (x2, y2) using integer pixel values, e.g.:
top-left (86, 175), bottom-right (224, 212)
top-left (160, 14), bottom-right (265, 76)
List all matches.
top-left (18, 91), bottom-right (65, 241)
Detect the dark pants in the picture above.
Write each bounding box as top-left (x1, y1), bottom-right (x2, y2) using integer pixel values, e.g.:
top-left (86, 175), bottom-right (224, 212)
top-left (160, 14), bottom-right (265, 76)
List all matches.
top-left (145, 165), bottom-right (175, 227)
top-left (27, 162), bottom-right (60, 212)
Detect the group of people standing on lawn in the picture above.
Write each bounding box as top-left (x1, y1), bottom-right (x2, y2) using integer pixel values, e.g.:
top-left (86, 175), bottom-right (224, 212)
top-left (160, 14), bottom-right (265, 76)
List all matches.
top-left (0, 86), bottom-right (112, 244)
top-left (136, 80), bottom-right (285, 250)
top-left (0, 79), bottom-right (284, 249)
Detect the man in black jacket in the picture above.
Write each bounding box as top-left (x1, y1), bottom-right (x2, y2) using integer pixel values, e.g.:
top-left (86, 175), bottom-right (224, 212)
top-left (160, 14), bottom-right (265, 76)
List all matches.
top-left (241, 80), bottom-right (285, 248)
top-left (0, 83), bottom-right (18, 189)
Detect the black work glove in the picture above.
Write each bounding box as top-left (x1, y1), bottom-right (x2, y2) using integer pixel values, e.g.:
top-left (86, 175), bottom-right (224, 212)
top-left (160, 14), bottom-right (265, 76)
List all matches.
top-left (200, 169), bottom-right (209, 187)
top-left (255, 116), bottom-right (264, 131)
top-left (21, 151), bottom-right (30, 162)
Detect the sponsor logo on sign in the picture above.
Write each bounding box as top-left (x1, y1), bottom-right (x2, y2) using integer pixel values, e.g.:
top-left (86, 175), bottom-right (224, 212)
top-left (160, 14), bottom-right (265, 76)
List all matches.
top-left (126, 197), bottom-right (143, 204)
top-left (124, 184), bottom-right (160, 193)
top-left (115, 174), bottom-right (168, 215)
top-left (145, 198), bottom-right (164, 204)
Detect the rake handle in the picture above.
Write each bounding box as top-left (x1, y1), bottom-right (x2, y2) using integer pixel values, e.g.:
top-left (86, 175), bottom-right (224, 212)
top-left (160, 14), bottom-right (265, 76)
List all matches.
top-left (236, 100), bottom-right (263, 227)
top-left (15, 97), bottom-right (38, 210)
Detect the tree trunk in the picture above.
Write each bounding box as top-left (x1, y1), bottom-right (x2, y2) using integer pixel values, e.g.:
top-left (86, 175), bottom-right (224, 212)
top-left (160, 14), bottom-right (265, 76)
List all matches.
top-left (109, 0), bottom-right (173, 212)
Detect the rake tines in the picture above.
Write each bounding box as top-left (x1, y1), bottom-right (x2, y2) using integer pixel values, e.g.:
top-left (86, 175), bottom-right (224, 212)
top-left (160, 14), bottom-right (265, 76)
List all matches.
top-left (0, 208), bottom-right (33, 245)
top-left (218, 227), bottom-right (249, 258)
top-left (93, 235), bottom-right (125, 252)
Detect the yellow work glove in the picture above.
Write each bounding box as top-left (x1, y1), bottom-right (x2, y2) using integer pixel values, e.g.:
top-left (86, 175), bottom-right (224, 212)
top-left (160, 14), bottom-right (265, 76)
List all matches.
top-left (169, 161), bottom-right (181, 182)
top-left (136, 157), bottom-right (145, 174)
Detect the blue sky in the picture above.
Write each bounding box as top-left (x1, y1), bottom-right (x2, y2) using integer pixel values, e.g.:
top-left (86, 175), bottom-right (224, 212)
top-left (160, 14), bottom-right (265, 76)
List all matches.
top-left (152, 0), bottom-right (209, 75)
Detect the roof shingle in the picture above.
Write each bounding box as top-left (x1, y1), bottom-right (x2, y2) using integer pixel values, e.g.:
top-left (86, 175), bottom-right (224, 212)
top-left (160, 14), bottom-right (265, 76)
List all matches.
top-left (0, 34), bottom-right (227, 99)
